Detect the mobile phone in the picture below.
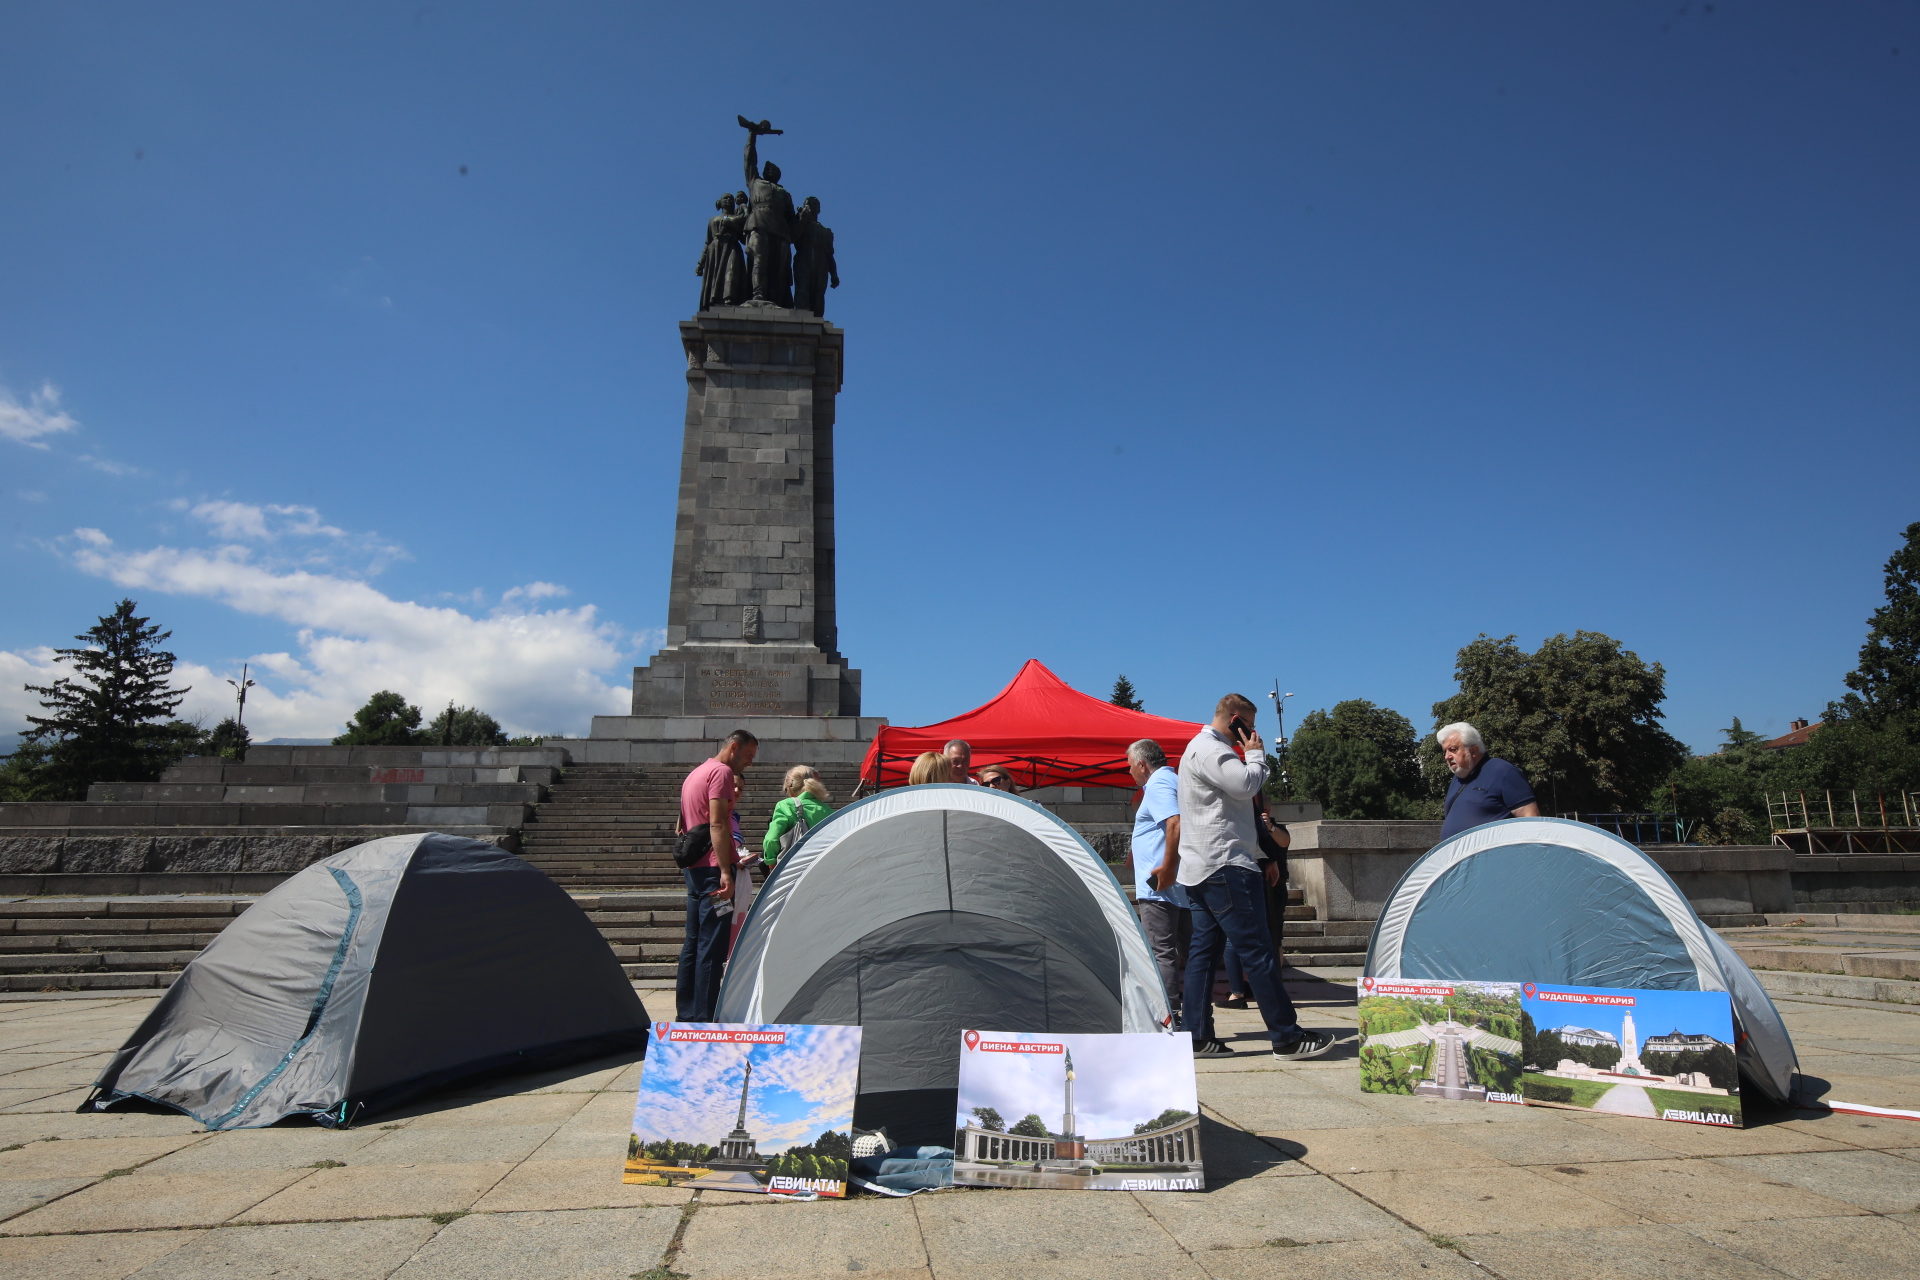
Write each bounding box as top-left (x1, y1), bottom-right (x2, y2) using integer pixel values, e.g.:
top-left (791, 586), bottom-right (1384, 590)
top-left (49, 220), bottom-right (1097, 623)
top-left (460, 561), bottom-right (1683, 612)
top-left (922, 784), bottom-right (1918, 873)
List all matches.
top-left (1229, 715), bottom-right (1253, 743)
top-left (1146, 869), bottom-right (1161, 891)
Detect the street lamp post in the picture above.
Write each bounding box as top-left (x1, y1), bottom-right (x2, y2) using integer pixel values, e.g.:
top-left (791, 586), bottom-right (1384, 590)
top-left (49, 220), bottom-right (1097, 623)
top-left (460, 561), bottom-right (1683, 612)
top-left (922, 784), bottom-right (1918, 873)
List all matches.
top-left (225, 664), bottom-right (256, 730)
top-left (1267, 683), bottom-right (1294, 799)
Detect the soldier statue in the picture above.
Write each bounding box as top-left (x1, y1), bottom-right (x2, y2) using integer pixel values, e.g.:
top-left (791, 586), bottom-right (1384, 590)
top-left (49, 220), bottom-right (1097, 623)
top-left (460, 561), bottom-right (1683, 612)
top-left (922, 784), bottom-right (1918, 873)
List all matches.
top-left (696, 192), bottom-right (748, 310)
top-left (791, 196), bottom-right (839, 318)
top-left (739, 117), bottom-right (795, 307)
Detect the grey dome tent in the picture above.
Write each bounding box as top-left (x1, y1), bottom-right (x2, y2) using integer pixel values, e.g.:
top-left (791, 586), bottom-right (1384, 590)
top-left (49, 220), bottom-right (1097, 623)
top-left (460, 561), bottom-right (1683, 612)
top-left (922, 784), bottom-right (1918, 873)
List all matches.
top-left (1364, 817), bottom-right (1799, 1103)
top-left (715, 784), bottom-right (1169, 1145)
top-left (85, 833), bottom-right (648, 1129)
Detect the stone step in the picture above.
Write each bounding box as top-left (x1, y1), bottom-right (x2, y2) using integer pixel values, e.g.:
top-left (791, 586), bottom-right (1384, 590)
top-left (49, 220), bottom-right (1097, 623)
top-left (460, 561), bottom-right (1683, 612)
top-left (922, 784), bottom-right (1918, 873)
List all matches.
top-left (1753, 967), bottom-right (1920, 1005)
top-left (1730, 943), bottom-right (1920, 980)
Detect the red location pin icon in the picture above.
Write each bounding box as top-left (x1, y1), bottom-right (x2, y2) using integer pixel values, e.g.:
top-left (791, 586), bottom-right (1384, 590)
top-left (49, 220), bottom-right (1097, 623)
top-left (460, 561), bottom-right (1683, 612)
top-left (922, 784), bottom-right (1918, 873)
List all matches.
top-left (963, 1030), bottom-right (980, 1051)
top-left (1361, 977), bottom-right (1374, 992)
top-left (1522, 984), bottom-right (1536, 998)
top-left (655, 1022), bottom-right (671, 1040)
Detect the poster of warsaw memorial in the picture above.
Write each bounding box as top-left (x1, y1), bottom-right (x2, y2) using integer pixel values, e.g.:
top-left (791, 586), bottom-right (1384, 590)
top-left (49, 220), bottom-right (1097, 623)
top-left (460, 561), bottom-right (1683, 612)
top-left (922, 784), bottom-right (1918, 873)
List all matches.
top-left (626, 1022), bottom-right (864, 1197)
top-left (1517, 984), bottom-right (1742, 1126)
top-left (1358, 979), bottom-right (1526, 1103)
top-left (952, 1030), bottom-right (1204, 1191)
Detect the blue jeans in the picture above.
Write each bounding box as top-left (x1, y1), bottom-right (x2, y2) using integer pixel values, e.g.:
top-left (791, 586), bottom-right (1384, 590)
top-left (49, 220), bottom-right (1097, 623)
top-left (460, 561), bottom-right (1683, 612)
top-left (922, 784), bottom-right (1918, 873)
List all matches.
top-left (1223, 938), bottom-right (1248, 995)
top-left (1181, 866), bottom-right (1299, 1047)
top-left (675, 865), bottom-right (729, 1022)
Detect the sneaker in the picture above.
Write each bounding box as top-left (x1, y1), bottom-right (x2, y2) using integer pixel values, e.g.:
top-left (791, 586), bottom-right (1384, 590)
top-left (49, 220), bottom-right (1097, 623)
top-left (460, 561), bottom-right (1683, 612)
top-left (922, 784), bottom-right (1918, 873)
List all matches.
top-left (1213, 994), bottom-right (1249, 1010)
top-left (1192, 1037), bottom-right (1234, 1058)
top-left (1271, 1029), bottom-right (1337, 1061)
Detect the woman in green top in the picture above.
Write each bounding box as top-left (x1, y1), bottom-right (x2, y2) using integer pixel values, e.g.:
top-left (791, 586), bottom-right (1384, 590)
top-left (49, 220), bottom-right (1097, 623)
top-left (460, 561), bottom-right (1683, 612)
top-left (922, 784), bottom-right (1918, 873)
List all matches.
top-left (763, 765), bottom-right (835, 867)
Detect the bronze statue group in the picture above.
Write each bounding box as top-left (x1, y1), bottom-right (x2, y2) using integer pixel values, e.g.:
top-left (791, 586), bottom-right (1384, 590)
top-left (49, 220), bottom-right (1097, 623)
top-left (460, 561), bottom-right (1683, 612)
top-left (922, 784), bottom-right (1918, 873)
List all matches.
top-left (697, 117), bottom-right (838, 315)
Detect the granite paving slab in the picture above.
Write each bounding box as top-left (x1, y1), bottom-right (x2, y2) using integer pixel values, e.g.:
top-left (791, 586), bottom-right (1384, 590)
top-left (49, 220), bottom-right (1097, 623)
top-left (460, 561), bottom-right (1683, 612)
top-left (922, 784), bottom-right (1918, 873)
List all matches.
top-left (387, 1207), bottom-right (679, 1280)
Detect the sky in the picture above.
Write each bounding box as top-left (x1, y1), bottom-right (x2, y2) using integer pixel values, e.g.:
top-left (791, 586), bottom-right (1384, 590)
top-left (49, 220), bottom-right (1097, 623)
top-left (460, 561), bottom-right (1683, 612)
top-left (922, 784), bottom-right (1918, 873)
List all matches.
top-left (630, 1025), bottom-right (860, 1153)
top-left (2, 2), bottom-right (1915, 753)
top-left (1524, 984), bottom-right (1737, 1048)
top-left (955, 1031), bottom-right (1198, 1140)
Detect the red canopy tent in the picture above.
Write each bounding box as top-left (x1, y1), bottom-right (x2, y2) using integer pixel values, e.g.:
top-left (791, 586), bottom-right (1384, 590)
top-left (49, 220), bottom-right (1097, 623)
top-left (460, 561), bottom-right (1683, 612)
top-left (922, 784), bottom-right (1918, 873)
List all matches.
top-left (858, 660), bottom-right (1207, 791)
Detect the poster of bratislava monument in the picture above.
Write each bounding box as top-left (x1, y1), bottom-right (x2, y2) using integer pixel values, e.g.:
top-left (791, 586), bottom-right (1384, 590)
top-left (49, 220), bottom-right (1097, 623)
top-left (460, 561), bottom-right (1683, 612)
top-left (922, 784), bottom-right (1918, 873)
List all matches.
top-left (625, 1022), bottom-right (863, 1197)
top-left (952, 1030), bottom-right (1204, 1191)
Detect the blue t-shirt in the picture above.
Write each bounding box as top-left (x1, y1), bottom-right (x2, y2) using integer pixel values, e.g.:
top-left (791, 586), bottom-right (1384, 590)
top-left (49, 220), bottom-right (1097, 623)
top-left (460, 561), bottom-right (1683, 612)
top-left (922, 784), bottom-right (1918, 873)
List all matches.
top-left (1132, 766), bottom-right (1182, 904)
top-left (1440, 757), bottom-right (1537, 840)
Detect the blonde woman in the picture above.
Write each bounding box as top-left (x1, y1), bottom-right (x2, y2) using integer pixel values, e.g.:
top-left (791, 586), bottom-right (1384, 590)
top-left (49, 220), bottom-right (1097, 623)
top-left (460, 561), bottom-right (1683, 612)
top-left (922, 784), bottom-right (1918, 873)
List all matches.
top-left (762, 766), bottom-right (835, 867)
top-left (907, 751), bottom-right (953, 785)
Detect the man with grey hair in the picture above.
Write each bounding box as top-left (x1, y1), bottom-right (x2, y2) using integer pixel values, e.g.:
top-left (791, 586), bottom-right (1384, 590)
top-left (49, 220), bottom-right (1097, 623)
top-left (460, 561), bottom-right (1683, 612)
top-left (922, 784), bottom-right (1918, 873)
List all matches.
top-left (943, 740), bottom-right (979, 785)
top-left (1437, 722), bottom-right (1540, 840)
top-left (1126, 738), bottom-right (1187, 1013)
top-left (1178, 694), bottom-right (1334, 1060)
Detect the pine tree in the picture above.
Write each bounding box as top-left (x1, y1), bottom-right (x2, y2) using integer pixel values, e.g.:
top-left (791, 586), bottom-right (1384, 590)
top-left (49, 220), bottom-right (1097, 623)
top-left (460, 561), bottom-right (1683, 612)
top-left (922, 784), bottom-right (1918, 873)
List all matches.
top-left (423, 704), bottom-right (509, 746)
top-left (1110, 675), bottom-right (1144, 712)
top-left (204, 717), bottom-right (251, 761)
top-left (1832, 521), bottom-right (1920, 729)
top-left (20, 600), bottom-right (196, 799)
top-left (334, 691), bottom-right (427, 746)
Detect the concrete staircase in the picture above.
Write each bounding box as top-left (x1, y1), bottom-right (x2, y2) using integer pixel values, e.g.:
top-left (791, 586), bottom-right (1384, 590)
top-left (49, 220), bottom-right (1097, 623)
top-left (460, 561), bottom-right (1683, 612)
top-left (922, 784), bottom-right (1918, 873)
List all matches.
top-left (517, 762), bottom-right (867, 890)
top-left (1722, 912), bottom-right (1920, 1006)
top-left (0, 885), bottom-right (1353, 994)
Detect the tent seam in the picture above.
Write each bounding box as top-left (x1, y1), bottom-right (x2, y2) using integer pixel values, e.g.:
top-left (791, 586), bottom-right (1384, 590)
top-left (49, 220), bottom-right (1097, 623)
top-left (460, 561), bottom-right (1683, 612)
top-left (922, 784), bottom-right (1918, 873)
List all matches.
top-left (206, 867), bottom-right (364, 1129)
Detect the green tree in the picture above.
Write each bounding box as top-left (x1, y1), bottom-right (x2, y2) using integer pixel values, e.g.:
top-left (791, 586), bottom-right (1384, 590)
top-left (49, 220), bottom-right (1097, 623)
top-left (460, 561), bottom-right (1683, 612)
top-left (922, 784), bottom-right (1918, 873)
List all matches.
top-left (0, 740), bottom-right (57, 803)
top-left (1131, 1108), bottom-right (1193, 1135)
top-left (1008, 1114), bottom-right (1050, 1139)
top-left (1661, 718), bottom-right (1787, 842)
top-left (1288, 700), bottom-right (1430, 818)
top-left (203, 717), bottom-right (251, 762)
top-left (970, 1106), bottom-right (1006, 1133)
top-left (1832, 521), bottom-right (1920, 729)
top-left (422, 703), bottom-right (509, 746)
top-left (1109, 675), bottom-right (1144, 712)
top-left (19, 600), bottom-right (198, 800)
top-left (334, 691), bottom-right (427, 746)
top-left (1423, 632), bottom-right (1689, 814)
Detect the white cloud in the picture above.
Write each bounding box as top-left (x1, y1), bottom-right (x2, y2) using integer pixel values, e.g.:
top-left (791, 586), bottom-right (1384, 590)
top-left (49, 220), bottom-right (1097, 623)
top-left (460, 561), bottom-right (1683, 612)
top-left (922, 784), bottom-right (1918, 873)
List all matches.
top-left (0, 648), bottom-right (67, 737)
top-left (502, 581), bottom-right (569, 603)
top-left (0, 383), bottom-right (79, 448)
top-left (38, 524), bottom-right (634, 740)
top-left (186, 501), bottom-right (347, 542)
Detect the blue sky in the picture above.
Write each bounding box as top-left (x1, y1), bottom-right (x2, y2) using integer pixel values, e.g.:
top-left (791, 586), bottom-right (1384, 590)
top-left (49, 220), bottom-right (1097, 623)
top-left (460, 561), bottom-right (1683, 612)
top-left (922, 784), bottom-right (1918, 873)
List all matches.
top-left (1523, 985), bottom-right (1737, 1048)
top-left (3, 2), bottom-right (1915, 750)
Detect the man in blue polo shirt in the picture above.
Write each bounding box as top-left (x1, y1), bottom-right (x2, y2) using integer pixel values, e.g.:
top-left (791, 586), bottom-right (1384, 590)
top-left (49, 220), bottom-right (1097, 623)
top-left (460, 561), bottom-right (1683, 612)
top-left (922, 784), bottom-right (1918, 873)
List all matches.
top-left (1437, 722), bottom-right (1541, 840)
top-left (1127, 739), bottom-right (1188, 1016)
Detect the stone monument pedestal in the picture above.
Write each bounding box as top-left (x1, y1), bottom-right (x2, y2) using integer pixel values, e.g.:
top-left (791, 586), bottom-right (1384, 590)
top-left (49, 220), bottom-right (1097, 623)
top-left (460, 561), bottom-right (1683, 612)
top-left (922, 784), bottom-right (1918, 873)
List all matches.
top-left (546, 304), bottom-right (879, 768)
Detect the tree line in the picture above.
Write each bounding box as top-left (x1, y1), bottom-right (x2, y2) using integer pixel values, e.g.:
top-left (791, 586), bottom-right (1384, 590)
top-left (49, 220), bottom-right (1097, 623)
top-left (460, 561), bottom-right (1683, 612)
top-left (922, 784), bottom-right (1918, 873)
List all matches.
top-left (1, 598), bottom-right (538, 802)
top-left (1276, 522), bottom-right (1920, 836)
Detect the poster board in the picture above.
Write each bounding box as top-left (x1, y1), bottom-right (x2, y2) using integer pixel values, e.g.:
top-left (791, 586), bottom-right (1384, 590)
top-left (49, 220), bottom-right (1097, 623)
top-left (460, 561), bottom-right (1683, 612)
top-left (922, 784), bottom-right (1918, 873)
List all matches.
top-left (625, 1021), bottom-right (864, 1197)
top-left (1359, 977), bottom-right (1742, 1127)
top-left (952, 1029), bottom-right (1203, 1191)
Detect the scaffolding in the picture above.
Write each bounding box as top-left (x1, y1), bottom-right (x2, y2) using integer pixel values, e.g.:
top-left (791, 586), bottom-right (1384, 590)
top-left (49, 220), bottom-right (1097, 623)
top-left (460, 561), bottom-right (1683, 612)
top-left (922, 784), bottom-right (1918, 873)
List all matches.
top-left (1558, 813), bottom-right (1694, 846)
top-left (1767, 790), bottom-right (1920, 855)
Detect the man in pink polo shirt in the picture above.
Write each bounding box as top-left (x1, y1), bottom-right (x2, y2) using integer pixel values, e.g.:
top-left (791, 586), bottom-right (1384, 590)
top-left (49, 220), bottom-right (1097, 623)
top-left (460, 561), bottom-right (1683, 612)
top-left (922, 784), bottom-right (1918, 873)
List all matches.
top-left (674, 729), bottom-right (758, 1021)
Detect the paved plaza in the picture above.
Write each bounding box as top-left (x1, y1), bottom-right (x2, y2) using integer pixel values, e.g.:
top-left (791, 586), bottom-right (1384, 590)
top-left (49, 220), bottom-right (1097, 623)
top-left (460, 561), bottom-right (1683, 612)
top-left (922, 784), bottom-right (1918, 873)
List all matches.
top-left (0, 975), bottom-right (1917, 1279)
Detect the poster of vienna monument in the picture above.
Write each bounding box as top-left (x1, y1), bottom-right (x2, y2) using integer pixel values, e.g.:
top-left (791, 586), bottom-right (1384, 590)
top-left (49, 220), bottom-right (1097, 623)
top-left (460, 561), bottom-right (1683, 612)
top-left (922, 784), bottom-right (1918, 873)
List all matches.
top-left (625, 1022), bottom-right (863, 1197)
top-left (952, 1031), bottom-right (1204, 1191)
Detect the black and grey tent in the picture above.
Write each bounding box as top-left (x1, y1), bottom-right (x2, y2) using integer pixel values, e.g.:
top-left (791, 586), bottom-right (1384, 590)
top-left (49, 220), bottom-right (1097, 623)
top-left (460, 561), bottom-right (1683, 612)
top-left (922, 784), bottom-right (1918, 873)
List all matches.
top-left (85, 833), bottom-right (648, 1129)
top-left (714, 784), bottom-right (1169, 1145)
top-left (1364, 817), bottom-right (1799, 1102)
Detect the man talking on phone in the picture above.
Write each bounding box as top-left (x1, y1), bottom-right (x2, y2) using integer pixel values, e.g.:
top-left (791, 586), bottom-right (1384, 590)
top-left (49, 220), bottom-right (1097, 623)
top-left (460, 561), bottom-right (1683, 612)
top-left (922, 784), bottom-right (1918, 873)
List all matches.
top-left (1176, 694), bottom-right (1335, 1060)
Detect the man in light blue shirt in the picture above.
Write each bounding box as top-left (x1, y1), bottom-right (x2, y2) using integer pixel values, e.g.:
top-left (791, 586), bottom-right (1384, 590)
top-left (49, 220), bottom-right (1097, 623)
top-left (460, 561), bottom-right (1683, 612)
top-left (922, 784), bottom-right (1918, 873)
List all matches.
top-left (1127, 739), bottom-right (1187, 1014)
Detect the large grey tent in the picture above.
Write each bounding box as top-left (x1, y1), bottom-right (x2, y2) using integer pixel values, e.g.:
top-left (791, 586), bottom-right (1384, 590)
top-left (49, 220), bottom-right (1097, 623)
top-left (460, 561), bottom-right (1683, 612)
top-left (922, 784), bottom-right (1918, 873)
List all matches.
top-left (85, 833), bottom-right (648, 1129)
top-left (1364, 817), bottom-right (1799, 1103)
top-left (715, 784), bottom-right (1169, 1145)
